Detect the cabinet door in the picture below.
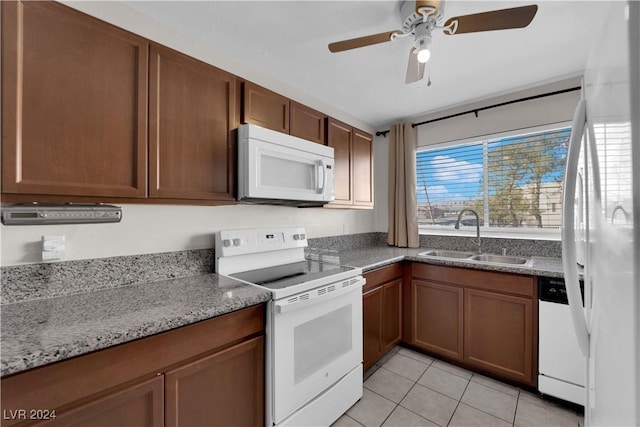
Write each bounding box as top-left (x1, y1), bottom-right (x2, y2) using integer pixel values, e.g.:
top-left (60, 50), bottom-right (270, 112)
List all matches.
top-left (363, 287), bottom-right (383, 372)
top-left (165, 336), bottom-right (264, 427)
top-left (327, 118), bottom-right (353, 205)
top-left (464, 289), bottom-right (535, 386)
top-left (353, 129), bottom-right (374, 207)
top-left (242, 81), bottom-right (289, 133)
top-left (412, 280), bottom-right (464, 361)
top-left (1, 1), bottom-right (148, 198)
top-left (30, 376), bottom-right (164, 427)
top-left (290, 101), bottom-right (326, 144)
top-left (381, 279), bottom-right (402, 353)
top-left (149, 45), bottom-right (239, 201)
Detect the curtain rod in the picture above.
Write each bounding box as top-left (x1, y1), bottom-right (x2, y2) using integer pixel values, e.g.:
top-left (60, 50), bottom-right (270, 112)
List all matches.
top-left (375, 86), bottom-right (581, 137)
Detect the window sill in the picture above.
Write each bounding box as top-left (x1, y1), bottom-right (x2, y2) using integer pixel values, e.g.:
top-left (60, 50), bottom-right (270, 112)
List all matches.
top-left (418, 226), bottom-right (561, 241)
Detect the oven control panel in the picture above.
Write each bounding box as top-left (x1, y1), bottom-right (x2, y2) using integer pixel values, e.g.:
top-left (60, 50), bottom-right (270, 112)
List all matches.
top-left (215, 227), bottom-right (307, 257)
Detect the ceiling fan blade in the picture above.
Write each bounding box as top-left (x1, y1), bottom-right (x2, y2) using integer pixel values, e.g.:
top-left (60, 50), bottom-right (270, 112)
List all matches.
top-left (328, 30), bottom-right (401, 53)
top-left (405, 51), bottom-right (425, 84)
top-left (444, 4), bottom-right (538, 35)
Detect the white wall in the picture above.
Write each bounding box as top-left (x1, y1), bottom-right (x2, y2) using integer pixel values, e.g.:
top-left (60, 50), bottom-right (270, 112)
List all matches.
top-left (1, 204), bottom-right (375, 266)
top-left (412, 77), bottom-right (581, 147)
top-left (374, 135), bottom-right (390, 233)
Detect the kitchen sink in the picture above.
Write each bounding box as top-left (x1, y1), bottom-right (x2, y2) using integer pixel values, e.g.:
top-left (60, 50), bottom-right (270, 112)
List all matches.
top-left (469, 254), bottom-right (529, 265)
top-left (417, 250), bottom-right (475, 259)
top-left (417, 250), bottom-right (532, 267)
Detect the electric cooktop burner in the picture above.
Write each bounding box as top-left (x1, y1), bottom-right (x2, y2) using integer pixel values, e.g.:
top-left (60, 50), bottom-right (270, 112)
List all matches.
top-left (230, 259), bottom-right (355, 290)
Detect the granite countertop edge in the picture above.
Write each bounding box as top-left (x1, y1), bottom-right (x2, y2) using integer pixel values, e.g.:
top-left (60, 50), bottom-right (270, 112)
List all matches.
top-left (1, 274), bottom-right (271, 377)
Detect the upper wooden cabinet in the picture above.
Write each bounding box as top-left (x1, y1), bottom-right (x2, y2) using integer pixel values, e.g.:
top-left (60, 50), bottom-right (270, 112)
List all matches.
top-left (1, 1), bottom-right (148, 198)
top-left (327, 118), bottom-right (353, 205)
top-left (326, 118), bottom-right (374, 209)
top-left (242, 82), bottom-right (290, 134)
top-left (242, 83), bottom-right (327, 144)
top-left (352, 129), bottom-right (374, 207)
top-left (149, 45), bottom-right (239, 201)
top-left (289, 101), bottom-right (326, 144)
top-left (1, 1), bottom-right (368, 206)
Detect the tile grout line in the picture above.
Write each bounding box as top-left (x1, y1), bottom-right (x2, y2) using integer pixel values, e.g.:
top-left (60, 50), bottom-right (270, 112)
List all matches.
top-left (445, 375), bottom-right (472, 427)
top-left (512, 388), bottom-right (522, 426)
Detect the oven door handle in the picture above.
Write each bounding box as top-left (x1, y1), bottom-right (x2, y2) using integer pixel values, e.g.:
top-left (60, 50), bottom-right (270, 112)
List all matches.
top-left (274, 276), bottom-right (365, 314)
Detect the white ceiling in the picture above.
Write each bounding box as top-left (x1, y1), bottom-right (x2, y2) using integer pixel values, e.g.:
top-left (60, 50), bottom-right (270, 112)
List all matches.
top-left (121, 0), bottom-right (611, 129)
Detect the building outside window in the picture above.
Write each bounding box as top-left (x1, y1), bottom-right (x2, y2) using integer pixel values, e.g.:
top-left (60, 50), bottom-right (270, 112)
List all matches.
top-left (416, 125), bottom-right (570, 236)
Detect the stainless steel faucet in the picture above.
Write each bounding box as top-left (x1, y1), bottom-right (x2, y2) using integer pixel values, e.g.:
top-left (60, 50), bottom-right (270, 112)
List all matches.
top-left (455, 208), bottom-right (481, 253)
top-left (611, 204), bottom-right (629, 224)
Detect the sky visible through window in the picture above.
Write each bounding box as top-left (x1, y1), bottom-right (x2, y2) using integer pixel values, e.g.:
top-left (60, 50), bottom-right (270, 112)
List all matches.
top-left (417, 127), bottom-right (570, 229)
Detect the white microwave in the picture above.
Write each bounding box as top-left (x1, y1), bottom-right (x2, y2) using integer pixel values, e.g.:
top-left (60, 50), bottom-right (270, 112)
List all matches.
top-left (237, 124), bottom-right (335, 207)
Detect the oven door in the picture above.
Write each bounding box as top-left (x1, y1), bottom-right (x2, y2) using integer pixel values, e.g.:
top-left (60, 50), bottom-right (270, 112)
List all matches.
top-left (271, 277), bottom-right (363, 424)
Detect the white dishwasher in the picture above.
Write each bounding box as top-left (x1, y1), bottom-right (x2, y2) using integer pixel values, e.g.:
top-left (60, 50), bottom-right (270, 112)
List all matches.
top-left (538, 277), bottom-right (586, 406)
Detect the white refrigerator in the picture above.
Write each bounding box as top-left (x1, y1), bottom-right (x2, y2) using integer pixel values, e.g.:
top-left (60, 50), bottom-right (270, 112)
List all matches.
top-left (561, 1), bottom-right (639, 426)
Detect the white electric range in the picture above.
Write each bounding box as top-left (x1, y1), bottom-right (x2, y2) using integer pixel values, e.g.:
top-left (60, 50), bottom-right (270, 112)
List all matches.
top-left (215, 227), bottom-right (364, 427)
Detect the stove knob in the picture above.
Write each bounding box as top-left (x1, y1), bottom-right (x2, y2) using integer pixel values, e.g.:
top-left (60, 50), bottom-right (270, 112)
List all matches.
top-left (233, 238), bottom-right (241, 246)
top-left (293, 234), bottom-right (300, 241)
top-left (300, 233), bottom-right (306, 240)
top-left (223, 239), bottom-right (232, 247)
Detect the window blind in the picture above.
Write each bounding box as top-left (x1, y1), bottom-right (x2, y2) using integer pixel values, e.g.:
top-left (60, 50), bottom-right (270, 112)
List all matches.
top-left (417, 127), bottom-right (570, 230)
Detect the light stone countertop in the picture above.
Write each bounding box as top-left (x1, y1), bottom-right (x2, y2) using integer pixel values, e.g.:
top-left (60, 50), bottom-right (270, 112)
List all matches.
top-left (1, 274), bottom-right (270, 377)
top-left (330, 245), bottom-right (568, 278)
top-left (1, 244), bottom-right (570, 378)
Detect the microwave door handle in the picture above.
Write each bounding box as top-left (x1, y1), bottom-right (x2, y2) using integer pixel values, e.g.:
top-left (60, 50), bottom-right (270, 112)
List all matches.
top-left (317, 160), bottom-right (325, 194)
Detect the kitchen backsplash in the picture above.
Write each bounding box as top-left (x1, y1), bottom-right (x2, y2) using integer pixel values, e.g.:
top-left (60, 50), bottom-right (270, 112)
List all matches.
top-left (307, 232), bottom-right (387, 250)
top-left (1, 249), bottom-right (214, 305)
top-left (2, 232), bottom-right (561, 304)
top-left (419, 234), bottom-right (562, 258)
top-left (309, 232), bottom-right (561, 258)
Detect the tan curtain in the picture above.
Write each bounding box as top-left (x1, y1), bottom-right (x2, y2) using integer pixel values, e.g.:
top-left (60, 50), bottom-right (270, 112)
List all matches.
top-left (387, 122), bottom-right (419, 248)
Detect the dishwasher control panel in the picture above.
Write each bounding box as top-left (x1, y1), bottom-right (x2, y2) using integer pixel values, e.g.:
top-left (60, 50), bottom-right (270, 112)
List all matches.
top-left (538, 277), bottom-right (584, 305)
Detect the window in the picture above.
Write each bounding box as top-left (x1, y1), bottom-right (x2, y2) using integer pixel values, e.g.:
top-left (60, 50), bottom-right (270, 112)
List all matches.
top-left (416, 125), bottom-right (570, 235)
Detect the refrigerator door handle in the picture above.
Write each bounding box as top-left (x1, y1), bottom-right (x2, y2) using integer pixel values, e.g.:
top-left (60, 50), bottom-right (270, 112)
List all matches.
top-left (562, 98), bottom-right (590, 357)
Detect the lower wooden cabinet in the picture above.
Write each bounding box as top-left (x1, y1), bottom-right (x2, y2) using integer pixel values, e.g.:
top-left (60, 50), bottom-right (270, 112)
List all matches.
top-left (28, 376), bottom-right (164, 427)
top-left (1, 305), bottom-right (265, 427)
top-left (363, 264), bottom-right (402, 371)
top-left (464, 288), bottom-right (534, 386)
top-left (412, 280), bottom-right (464, 362)
top-left (165, 336), bottom-right (264, 427)
top-left (409, 263), bottom-right (538, 387)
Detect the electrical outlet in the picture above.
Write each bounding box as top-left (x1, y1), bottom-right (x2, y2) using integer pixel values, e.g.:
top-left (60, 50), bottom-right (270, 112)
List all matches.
top-left (42, 235), bottom-right (65, 262)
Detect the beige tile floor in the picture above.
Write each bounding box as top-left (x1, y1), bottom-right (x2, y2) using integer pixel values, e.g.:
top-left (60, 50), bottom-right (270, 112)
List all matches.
top-left (333, 346), bottom-right (584, 427)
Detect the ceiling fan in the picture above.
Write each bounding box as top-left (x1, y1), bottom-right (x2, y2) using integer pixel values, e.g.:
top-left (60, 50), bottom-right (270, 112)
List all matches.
top-left (328, 1), bottom-right (538, 84)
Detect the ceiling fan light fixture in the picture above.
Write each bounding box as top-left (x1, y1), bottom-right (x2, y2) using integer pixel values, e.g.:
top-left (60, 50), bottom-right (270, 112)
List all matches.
top-left (417, 47), bottom-right (431, 63)
top-left (414, 33), bottom-right (432, 63)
